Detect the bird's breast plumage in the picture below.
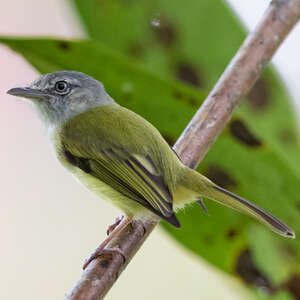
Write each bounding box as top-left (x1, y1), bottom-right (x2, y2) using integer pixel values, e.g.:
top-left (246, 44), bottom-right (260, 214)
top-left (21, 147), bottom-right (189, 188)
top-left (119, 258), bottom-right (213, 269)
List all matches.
top-left (49, 104), bottom-right (185, 227)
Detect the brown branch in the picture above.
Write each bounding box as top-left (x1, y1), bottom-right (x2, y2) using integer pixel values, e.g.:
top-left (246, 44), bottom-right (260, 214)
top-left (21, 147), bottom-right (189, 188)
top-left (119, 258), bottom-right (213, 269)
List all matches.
top-left (65, 1), bottom-right (300, 299)
top-left (175, 0), bottom-right (300, 166)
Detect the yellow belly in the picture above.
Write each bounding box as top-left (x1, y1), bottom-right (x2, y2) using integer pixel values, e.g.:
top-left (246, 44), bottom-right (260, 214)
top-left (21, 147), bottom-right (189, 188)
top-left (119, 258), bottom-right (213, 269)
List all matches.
top-left (63, 159), bottom-right (160, 222)
top-left (51, 129), bottom-right (196, 222)
top-left (173, 185), bottom-right (198, 211)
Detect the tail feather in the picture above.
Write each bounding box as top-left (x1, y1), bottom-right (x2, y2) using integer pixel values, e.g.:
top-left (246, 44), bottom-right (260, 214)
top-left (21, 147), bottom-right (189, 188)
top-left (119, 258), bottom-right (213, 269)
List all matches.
top-left (182, 167), bottom-right (295, 238)
top-left (213, 186), bottom-right (295, 238)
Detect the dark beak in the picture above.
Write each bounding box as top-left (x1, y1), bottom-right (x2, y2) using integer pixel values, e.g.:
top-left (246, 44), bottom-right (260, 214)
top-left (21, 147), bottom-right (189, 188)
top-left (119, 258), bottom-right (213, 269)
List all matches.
top-left (7, 87), bottom-right (49, 100)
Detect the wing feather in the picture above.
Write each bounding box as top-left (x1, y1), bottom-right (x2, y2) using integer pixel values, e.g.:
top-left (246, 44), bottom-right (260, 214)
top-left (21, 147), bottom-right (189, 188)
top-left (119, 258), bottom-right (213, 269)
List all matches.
top-left (58, 105), bottom-right (180, 227)
top-left (63, 144), bottom-right (176, 221)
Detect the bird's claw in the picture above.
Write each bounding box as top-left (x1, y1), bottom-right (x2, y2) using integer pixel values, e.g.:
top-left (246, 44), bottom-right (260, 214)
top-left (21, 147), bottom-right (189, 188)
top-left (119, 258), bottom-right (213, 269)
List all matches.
top-left (83, 246), bottom-right (126, 270)
top-left (106, 215), bottom-right (124, 236)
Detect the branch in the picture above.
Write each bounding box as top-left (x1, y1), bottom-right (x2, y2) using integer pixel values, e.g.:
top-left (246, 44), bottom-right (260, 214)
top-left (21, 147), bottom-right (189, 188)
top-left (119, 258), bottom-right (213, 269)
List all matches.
top-left (175, 0), bottom-right (300, 166)
top-left (65, 1), bottom-right (300, 299)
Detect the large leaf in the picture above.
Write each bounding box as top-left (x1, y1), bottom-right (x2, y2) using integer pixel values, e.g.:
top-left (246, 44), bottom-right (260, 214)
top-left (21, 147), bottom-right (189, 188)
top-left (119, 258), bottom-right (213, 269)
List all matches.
top-left (2, 38), bottom-right (300, 300)
top-left (72, 0), bottom-right (245, 87)
top-left (71, 0), bottom-right (300, 298)
top-left (72, 0), bottom-right (300, 170)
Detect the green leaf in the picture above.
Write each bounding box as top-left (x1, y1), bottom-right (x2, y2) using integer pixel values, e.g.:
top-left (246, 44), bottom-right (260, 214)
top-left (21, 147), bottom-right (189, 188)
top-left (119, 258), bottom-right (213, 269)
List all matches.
top-left (1, 37), bottom-right (300, 299)
top-left (72, 0), bottom-right (300, 171)
top-left (73, 0), bottom-right (244, 88)
top-left (71, 0), bottom-right (300, 297)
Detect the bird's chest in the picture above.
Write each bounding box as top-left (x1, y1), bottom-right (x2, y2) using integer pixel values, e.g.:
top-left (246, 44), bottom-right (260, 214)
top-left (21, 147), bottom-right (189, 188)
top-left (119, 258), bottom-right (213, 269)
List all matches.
top-left (49, 129), bottom-right (120, 198)
top-left (49, 129), bottom-right (71, 169)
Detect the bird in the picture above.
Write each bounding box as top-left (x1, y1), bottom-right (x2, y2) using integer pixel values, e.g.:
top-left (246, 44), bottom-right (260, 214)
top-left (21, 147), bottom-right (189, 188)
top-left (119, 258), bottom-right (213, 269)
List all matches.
top-left (7, 71), bottom-right (295, 267)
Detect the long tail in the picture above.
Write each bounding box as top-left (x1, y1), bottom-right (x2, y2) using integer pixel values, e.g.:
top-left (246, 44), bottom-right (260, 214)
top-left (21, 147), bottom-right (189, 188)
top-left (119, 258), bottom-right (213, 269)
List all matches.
top-left (182, 168), bottom-right (295, 238)
top-left (211, 185), bottom-right (295, 238)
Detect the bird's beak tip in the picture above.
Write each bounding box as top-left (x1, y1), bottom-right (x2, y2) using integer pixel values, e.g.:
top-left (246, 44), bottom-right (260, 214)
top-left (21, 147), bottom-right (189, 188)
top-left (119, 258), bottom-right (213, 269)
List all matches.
top-left (6, 87), bottom-right (29, 97)
top-left (6, 87), bottom-right (48, 99)
top-left (6, 87), bottom-right (20, 96)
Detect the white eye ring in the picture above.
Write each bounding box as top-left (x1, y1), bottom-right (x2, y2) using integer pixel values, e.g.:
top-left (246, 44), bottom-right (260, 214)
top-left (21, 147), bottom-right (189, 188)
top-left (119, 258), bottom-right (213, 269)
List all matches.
top-left (54, 81), bottom-right (70, 94)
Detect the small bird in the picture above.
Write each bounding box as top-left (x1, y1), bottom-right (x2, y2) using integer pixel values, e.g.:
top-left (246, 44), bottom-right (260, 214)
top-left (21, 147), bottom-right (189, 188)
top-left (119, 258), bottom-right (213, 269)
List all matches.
top-left (7, 71), bottom-right (294, 266)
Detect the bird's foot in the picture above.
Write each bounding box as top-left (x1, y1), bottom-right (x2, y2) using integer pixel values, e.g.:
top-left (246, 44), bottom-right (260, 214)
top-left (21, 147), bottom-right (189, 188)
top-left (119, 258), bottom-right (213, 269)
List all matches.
top-left (83, 216), bottom-right (131, 270)
top-left (106, 215), bottom-right (124, 236)
top-left (83, 246), bottom-right (125, 270)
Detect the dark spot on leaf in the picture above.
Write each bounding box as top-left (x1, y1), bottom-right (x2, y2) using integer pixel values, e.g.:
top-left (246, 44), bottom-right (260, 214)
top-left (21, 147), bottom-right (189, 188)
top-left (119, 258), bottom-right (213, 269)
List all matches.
top-left (186, 97), bottom-right (198, 108)
top-left (175, 62), bottom-right (203, 88)
top-left (151, 15), bottom-right (177, 47)
top-left (229, 119), bottom-right (263, 147)
top-left (124, 95), bottom-right (132, 102)
top-left (204, 235), bottom-right (214, 244)
top-left (100, 259), bottom-right (110, 268)
top-left (247, 79), bottom-right (270, 111)
top-left (236, 249), bottom-right (273, 292)
top-left (172, 90), bottom-right (199, 108)
top-left (278, 129), bottom-right (297, 144)
top-left (173, 90), bottom-right (183, 100)
top-left (57, 41), bottom-right (71, 51)
top-left (282, 275), bottom-right (300, 299)
top-left (162, 133), bottom-right (176, 146)
top-left (121, 93), bottom-right (133, 102)
top-left (204, 165), bottom-right (237, 189)
top-left (227, 229), bottom-right (238, 239)
top-left (128, 42), bottom-right (144, 58)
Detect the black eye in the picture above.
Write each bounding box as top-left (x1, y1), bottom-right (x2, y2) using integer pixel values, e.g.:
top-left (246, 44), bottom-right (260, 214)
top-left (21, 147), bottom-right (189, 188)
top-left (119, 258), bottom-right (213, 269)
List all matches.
top-left (54, 81), bottom-right (69, 94)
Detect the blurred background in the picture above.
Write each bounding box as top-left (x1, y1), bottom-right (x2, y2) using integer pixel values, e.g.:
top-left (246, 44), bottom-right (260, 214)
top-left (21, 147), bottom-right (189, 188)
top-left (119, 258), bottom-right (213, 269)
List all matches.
top-left (0, 1), bottom-right (300, 299)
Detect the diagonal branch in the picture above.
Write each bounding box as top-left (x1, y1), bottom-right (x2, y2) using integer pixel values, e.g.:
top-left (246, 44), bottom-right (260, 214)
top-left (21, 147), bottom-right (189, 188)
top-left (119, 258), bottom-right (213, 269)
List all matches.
top-left (65, 0), bottom-right (300, 299)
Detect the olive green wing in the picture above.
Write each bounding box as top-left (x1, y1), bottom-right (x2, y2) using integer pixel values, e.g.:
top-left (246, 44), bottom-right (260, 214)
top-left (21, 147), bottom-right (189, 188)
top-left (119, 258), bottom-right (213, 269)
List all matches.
top-left (62, 144), bottom-right (180, 227)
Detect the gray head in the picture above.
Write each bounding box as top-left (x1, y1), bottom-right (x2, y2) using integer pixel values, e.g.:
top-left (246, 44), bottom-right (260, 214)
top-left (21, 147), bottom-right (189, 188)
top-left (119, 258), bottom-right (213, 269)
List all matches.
top-left (7, 71), bottom-right (114, 126)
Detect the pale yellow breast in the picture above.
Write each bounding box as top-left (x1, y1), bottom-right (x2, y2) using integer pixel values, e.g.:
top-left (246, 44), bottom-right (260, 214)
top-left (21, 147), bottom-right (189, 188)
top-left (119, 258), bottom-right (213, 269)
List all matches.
top-left (49, 127), bottom-right (155, 220)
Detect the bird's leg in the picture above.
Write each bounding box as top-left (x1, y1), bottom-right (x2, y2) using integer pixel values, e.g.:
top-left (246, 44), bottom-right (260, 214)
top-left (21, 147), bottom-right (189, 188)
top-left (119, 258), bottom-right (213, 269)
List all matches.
top-left (106, 215), bottom-right (124, 236)
top-left (197, 197), bottom-right (209, 215)
top-left (83, 217), bottom-right (132, 270)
